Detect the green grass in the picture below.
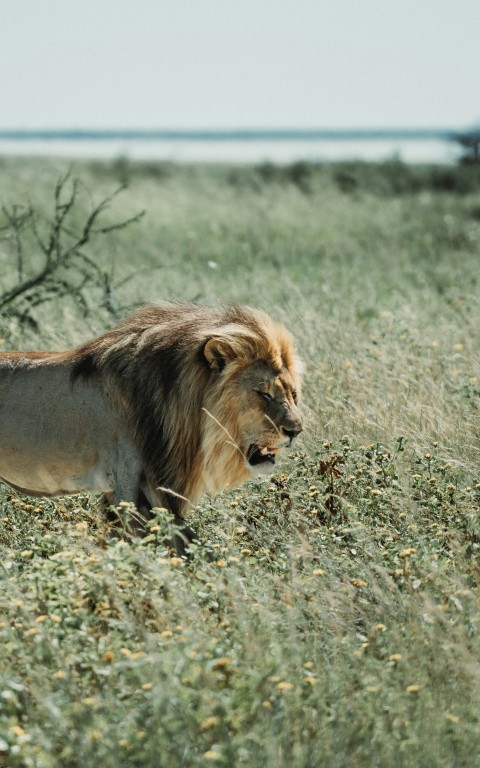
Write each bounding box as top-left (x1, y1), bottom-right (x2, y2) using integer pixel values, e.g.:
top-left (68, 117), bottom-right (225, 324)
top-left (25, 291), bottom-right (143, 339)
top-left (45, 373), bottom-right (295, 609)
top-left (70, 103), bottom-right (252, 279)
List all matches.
top-left (1, 157), bottom-right (480, 767)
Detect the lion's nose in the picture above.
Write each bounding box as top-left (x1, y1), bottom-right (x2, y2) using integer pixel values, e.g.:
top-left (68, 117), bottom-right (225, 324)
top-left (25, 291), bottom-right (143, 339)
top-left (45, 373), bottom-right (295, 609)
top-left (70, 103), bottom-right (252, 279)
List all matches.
top-left (282, 425), bottom-right (302, 440)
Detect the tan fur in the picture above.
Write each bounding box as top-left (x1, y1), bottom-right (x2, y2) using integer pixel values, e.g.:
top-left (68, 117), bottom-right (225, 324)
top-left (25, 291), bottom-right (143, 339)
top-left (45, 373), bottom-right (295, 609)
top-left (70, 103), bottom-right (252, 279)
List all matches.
top-left (0, 302), bottom-right (303, 543)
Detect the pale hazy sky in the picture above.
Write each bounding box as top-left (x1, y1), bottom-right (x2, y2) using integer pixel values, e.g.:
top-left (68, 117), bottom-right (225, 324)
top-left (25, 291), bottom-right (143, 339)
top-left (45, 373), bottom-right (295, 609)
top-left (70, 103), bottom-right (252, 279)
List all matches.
top-left (1, 0), bottom-right (479, 130)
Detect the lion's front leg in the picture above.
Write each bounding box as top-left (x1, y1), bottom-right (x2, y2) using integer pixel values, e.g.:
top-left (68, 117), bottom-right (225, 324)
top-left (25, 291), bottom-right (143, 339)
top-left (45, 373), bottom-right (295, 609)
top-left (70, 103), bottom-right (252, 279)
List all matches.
top-left (99, 485), bottom-right (155, 536)
top-left (100, 480), bottom-right (196, 557)
top-left (139, 480), bottom-right (197, 557)
top-left (170, 519), bottom-right (197, 558)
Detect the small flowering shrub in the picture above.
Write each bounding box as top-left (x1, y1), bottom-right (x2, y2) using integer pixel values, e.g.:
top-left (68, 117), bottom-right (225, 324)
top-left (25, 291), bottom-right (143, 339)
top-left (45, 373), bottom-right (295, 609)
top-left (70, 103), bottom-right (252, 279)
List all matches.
top-left (1, 438), bottom-right (480, 767)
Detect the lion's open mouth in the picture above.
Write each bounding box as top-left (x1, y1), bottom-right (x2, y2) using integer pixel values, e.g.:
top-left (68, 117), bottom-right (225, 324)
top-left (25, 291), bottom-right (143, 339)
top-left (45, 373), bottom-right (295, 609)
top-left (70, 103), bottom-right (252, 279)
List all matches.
top-left (247, 444), bottom-right (279, 467)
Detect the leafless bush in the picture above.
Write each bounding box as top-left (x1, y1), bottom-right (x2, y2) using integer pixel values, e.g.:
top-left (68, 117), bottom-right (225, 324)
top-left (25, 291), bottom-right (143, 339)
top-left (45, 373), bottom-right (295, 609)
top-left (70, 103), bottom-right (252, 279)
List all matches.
top-left (0, 171), bottom-right (144, 328)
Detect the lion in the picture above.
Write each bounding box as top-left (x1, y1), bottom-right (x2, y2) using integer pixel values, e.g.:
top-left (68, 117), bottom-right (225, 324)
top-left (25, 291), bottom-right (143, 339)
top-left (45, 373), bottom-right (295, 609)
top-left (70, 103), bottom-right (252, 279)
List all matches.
top-left (0, 301), bottom-right (303, 552)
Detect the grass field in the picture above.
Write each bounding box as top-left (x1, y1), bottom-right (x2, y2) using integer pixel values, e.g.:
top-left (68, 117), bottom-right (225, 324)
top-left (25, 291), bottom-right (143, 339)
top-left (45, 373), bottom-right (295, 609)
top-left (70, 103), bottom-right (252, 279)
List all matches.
top-left (1, 156), bottom-right (480, 767)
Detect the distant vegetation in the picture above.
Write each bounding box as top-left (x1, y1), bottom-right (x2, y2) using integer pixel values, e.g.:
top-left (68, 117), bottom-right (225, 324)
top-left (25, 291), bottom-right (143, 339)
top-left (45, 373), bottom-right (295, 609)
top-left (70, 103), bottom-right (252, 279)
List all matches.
top-left (452, 128), bottom-right (480, 164)
top-left (90, 155), bottom-right (480, 195)
top-left (1, 157), bottom-right (480, 767)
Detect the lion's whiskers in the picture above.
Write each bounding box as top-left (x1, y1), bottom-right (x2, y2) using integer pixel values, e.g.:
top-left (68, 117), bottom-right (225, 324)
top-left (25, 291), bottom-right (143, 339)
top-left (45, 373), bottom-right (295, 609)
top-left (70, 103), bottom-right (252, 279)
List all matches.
top-left (202, 407), bottom-right (246, 459)
top-left (155, 486), bottom-right (191, 505)
top-left (263, 413), bottom-right (283, 438)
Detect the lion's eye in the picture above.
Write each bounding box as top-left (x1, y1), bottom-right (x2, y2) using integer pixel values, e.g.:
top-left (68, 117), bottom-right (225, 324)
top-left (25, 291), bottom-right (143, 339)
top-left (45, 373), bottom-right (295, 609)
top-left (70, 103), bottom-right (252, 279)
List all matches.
top-left (258, 390), bottom-right (273, 402)
top-left (292, 390), bottom-right (298, 404)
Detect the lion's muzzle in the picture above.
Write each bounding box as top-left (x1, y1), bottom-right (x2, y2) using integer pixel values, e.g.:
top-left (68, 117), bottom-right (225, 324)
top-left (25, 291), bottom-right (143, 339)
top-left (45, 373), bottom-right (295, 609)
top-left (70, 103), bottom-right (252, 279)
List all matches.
top-left (247, 410), bottom-right (303, 475)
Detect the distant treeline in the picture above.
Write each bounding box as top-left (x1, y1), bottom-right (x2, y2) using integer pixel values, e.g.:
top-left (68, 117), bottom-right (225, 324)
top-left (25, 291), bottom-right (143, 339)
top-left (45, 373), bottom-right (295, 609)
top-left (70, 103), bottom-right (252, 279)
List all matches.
top-left (83, 156), bottom-right (480, 196)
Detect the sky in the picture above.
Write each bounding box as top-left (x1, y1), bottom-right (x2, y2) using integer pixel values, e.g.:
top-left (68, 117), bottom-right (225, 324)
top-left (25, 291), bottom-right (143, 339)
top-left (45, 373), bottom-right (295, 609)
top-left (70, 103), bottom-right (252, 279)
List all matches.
top-left (1, 0), bottom-right (479, 131)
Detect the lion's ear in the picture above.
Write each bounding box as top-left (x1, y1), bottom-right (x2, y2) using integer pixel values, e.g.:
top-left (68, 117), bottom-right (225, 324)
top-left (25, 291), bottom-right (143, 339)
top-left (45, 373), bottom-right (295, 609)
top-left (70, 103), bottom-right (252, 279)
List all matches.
top-left (204, 325), bottom-right (257, 372)
top-left (203, 337), bottom-right (234, 373)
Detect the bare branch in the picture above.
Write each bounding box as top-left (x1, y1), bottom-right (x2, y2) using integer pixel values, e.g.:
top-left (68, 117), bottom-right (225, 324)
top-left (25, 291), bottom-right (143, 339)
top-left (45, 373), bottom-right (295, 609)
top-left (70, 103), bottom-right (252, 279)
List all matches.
top-left (0, 204), bottom-right (32, 283)
top-left (0, 175), bottom-right (144, 322)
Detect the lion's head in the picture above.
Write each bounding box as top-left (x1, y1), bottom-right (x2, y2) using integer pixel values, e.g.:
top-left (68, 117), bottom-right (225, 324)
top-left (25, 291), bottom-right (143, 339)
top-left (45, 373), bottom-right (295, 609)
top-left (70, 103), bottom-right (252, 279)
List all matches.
top-left (199, 306), bottom-right (304, 493)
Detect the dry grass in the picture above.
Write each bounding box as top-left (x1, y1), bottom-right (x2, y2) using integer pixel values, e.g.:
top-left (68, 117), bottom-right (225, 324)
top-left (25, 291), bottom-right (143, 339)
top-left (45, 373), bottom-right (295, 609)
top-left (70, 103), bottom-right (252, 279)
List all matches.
top-left (1, 157), bottom-right (480, 767)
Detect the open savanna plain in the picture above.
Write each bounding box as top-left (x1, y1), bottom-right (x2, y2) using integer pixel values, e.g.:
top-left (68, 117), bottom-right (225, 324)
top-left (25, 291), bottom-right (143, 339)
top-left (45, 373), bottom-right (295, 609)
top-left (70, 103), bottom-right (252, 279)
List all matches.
top-left (0, 156), bottom-right (480, 767)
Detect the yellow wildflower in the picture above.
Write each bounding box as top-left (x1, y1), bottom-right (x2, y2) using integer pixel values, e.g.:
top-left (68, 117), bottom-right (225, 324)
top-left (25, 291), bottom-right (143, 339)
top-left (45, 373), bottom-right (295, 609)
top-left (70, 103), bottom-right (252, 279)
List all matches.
top-left (200, 716), bottom-right (220, 731)
top-left (389, 654), bottom-right (403, 662)
top-left (351, 578), bottom-right (368, 588)
top-left (211, 657), bottom-right (231, 669)
top-left (276, 681), bottom-right (294, 691)
top-left (398, 548), bottom-right (417, 558)
top-left (445, 713), bottom-right (459, 724)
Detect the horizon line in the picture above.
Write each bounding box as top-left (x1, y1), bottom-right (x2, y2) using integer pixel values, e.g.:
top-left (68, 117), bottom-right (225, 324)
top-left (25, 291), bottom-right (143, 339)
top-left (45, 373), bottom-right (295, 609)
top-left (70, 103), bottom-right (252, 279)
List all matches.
top-left (0, 127), bottom-right (474, 142)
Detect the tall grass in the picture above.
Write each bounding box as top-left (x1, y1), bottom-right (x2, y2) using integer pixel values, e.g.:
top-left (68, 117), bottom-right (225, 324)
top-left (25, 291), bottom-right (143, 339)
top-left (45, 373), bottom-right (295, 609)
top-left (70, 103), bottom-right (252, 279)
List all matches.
top-left (1, 157), bottom-right (480, 767)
